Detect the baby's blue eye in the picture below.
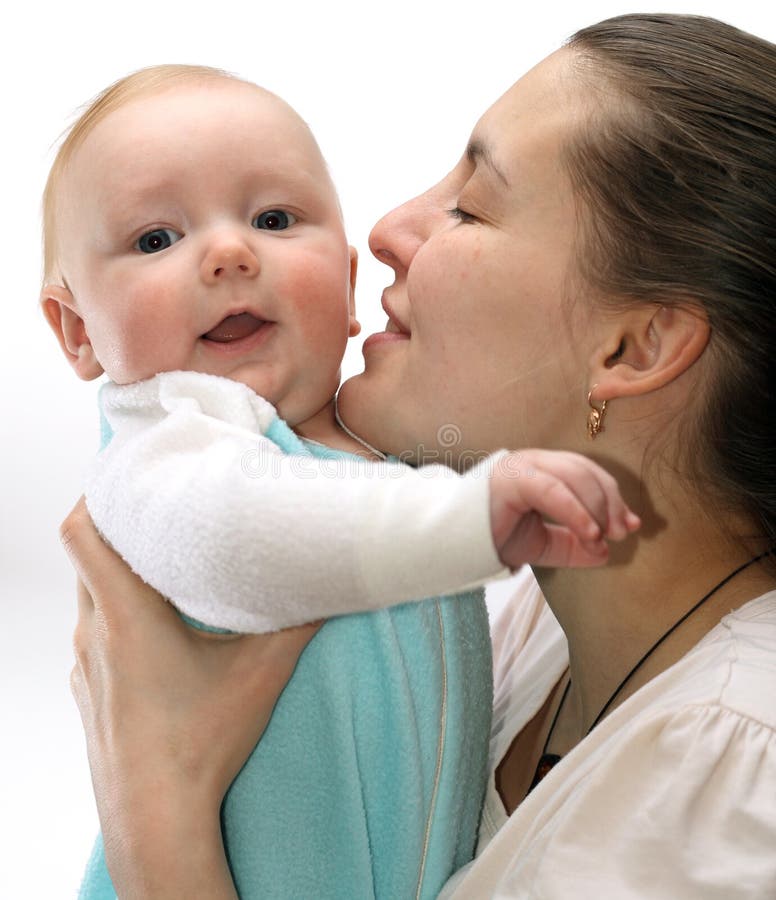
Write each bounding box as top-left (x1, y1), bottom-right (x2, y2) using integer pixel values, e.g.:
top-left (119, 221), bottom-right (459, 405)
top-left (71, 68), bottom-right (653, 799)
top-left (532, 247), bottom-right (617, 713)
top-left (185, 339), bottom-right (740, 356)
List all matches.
top-left (252, 210), bottom-right (296, 231)
top-left (135, 228), bottom-right (182, 254)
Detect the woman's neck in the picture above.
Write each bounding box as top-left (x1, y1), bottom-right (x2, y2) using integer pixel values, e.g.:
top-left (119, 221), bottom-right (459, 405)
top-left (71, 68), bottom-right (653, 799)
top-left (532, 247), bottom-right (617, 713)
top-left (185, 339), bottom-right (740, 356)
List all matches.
top-left (535, 493), bottom-right (775, 753)
top-left (294, 398), bottom-right (384, 460)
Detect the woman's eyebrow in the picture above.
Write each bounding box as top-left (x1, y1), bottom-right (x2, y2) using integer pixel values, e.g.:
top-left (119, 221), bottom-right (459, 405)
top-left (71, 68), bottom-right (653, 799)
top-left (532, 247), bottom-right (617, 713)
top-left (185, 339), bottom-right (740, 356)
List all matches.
top-left (466, 139), bottom-right (510, 187)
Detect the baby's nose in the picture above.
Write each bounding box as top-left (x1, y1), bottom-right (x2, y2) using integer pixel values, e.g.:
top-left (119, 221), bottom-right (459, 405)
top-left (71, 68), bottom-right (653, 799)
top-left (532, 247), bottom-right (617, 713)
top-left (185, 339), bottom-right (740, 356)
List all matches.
top-left (201, 236), bottom-right (259, 282)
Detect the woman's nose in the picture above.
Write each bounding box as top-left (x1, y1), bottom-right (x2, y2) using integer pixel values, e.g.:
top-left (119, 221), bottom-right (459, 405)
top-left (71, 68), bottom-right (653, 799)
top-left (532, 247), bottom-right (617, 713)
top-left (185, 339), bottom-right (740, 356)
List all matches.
top-left (201, 232), bottom-right (260, 284)
top-left (368, 188), bottom-right (442, 273)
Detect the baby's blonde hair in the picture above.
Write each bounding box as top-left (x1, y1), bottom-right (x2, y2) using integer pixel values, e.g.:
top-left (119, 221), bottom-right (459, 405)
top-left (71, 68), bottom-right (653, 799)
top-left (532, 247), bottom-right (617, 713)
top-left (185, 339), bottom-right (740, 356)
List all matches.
top-left (41, 64), bottom-right (255, 284)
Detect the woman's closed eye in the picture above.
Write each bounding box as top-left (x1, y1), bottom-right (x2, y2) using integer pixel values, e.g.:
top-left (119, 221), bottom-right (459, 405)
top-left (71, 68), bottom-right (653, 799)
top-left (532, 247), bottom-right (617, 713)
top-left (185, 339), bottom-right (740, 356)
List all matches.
top-left (446, 206), bottom-right (478, 224)
top-left (135, 228), bottom-right (182, 254)
top-left (252, 209), bottom-right (297, 231)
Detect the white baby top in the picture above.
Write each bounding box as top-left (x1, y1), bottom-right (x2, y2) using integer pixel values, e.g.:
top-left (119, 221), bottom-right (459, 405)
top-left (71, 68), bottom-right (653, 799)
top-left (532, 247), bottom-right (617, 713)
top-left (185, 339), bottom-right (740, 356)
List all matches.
top-left (441, 568), bottom-right (776, 899)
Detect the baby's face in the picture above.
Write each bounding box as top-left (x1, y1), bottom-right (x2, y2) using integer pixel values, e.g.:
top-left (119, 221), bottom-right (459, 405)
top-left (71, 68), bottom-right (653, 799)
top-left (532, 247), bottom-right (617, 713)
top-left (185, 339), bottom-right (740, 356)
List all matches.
top-left (53, 81), bottom-right (357, 426)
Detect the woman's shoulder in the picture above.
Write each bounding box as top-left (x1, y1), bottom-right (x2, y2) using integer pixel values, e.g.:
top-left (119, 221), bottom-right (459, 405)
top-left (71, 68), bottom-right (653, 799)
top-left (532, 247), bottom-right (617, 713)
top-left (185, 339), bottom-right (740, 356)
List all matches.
top-left (453, 613), bottom-right (776, 899)
top-left (706, 589), bottom-right (776, 729)
top-left (445, 591), bottom-right (776, 899)
top-left (599, 589), bottom-right (776, 750)
top-left (556, 590), bottom-right (776, 845)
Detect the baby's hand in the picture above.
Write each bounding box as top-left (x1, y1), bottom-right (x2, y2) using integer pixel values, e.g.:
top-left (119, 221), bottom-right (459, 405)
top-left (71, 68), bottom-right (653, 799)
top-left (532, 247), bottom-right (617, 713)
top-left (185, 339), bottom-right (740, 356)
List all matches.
top-left (489, 450), bottom-right (640, 570)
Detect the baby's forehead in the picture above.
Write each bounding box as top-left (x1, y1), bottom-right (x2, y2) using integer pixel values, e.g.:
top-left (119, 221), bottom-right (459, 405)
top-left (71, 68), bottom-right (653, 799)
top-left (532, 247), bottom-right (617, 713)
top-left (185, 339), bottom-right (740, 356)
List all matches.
top-left (54, 78), bottom-right (342, 243)
top-left (64, 79), bottom-right (330, 200)
top-left (86, 79), bottom-right (315, 157)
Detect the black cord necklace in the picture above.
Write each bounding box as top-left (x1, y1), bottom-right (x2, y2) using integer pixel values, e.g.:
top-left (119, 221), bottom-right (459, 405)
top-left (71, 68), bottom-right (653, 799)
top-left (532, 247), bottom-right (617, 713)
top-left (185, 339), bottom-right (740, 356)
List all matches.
top-left (528, 548), bottom-right (774, 795)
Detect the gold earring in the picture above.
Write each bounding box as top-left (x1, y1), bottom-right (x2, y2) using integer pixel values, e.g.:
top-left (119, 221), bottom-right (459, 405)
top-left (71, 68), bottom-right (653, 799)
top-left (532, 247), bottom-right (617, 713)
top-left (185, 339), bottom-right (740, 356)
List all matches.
top-left (587, 390), bottom-right (607, 440)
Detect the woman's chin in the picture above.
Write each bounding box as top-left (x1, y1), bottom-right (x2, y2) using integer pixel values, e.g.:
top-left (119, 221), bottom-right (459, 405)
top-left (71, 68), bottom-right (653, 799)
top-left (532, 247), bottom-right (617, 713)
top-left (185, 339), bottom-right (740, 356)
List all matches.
top-left (337, 373), bottom-right (390, 448)
top-left (338, 369), bottom-right (429, 461)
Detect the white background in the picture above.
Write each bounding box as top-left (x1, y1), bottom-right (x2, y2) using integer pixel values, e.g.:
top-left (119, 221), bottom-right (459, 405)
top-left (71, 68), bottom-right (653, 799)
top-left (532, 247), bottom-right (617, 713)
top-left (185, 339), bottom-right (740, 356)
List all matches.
top-left (2, 1), bottom-right (774, 895)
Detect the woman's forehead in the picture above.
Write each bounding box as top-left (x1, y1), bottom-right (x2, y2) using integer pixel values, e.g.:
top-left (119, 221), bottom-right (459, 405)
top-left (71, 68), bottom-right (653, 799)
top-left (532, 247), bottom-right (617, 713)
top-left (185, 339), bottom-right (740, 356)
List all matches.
top-left (468, 51), bottom-right (588, 189)
top-left (477, 51), bottom-right (588, 134)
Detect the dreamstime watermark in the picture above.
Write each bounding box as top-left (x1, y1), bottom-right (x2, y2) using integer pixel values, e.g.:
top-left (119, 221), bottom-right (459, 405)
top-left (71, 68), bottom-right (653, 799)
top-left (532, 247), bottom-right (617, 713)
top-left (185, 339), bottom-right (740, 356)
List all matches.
top-left (240, 423), bottom-right (535, 480)
top-left (240, 447), bottom-right (407, 480)
top-left (393, 425), bottom-right (533, 476)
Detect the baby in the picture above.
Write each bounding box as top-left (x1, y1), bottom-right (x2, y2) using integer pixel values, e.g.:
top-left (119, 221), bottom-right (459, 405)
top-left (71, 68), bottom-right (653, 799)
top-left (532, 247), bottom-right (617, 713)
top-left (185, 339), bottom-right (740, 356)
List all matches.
top-left (42, 65), bottom-right (637, 898)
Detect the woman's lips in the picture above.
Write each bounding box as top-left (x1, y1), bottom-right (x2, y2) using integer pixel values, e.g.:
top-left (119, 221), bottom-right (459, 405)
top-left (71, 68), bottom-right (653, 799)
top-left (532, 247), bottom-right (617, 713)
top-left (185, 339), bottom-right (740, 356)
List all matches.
top-left (361, 330), bottom-right (411, 353)
top-left (363, 291), bottom-right (412, 352)
top-left (380, 292), bottom-right (410, 334)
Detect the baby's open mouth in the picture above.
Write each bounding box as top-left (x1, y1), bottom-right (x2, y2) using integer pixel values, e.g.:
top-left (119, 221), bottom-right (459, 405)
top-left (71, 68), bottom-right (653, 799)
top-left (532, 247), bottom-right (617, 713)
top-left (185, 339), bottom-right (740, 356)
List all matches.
top-left (202, 313), bottom-right (267, 343)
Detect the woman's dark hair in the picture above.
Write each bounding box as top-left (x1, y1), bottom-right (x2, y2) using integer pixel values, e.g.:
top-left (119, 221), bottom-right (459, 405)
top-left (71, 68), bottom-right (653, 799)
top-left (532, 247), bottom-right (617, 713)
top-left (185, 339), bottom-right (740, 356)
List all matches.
top-left (564, 14), bottom-right (776, 550)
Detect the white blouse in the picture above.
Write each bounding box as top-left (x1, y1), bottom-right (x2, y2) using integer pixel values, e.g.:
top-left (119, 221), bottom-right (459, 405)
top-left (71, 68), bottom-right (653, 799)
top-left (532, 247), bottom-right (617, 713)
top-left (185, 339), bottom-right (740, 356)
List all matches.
top-left (442, 569), bottom-right (776, 899)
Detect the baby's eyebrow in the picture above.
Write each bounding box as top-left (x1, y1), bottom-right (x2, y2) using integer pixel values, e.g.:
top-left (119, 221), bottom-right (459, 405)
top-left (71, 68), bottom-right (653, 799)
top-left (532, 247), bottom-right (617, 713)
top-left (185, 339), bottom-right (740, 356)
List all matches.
top-left (466, 139), bottom-right (510, 187)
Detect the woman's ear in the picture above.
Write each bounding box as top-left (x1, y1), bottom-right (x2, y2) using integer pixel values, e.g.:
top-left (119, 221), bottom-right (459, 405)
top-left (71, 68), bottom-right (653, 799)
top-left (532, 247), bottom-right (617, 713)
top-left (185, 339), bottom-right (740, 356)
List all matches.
top-left (41, 284), bottom-right (104, 381)
top-left (347, 246), bottom-right (361, 337)
top-left (588, 304), bottom-right (710, 402)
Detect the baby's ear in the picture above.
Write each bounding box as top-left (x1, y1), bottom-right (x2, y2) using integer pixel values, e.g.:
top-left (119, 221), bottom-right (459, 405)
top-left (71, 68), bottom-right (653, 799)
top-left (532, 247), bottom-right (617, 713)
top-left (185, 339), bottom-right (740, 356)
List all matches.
top-left (347, 246), bottom-right (361, 337)
top-left (41, 284), bottom-right (104, 381)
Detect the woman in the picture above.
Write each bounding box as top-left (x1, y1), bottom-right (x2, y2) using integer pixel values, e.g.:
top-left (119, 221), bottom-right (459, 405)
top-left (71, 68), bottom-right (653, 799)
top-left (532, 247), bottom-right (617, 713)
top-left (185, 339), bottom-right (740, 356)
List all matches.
top-left (63, 13), bottom-right (776, 898)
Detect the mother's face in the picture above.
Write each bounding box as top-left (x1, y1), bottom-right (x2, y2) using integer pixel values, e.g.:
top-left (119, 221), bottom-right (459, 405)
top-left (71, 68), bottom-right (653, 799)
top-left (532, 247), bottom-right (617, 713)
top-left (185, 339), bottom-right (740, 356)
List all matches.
top-left (338, 50), bottom-right (597, 466)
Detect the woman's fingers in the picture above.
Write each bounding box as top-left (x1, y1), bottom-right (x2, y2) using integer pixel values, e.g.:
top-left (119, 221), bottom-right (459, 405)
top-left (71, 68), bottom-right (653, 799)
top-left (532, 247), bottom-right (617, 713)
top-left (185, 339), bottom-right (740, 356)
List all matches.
top-left (61, 496), bottom-right (148, 607)
top-left (59, 497), bottom-right (99, 592)
top-left (221, 623), bottom-right (324, 722)
top-left (60, 496), bottom-right (181, 632)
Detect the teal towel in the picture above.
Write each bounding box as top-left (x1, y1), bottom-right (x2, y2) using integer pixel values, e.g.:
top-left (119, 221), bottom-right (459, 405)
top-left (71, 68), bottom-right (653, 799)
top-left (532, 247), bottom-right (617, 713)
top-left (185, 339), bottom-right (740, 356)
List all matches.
top-left (80, 415), bottom-right (492, 899)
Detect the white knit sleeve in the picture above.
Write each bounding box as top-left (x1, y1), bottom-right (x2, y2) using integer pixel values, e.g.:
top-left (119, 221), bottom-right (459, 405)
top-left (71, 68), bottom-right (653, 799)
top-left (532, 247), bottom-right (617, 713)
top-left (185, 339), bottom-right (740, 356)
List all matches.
top-left (84, 372), bottom-right (505, 633)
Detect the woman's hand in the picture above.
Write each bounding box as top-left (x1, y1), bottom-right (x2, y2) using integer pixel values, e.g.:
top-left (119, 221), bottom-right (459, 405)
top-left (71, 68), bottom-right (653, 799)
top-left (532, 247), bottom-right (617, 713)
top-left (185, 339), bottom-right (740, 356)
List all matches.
top-left (489, 450), bottom-right (641, 570)
top-left (61, 497), bottom-right (321, 898)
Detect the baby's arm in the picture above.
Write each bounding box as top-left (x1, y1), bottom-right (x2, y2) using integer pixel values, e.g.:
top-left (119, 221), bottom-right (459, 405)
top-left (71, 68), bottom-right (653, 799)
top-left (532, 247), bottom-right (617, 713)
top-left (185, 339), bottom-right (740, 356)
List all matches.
top-left (86, 373), bottom-right (503, 632)
top-left (86, 372), bottom-right (637, 633)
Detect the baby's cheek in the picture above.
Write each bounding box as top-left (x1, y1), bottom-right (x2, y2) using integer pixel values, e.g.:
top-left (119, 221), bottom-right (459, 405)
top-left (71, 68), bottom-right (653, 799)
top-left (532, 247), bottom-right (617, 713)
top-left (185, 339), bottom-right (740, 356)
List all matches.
top-left (283, 272), bottom-right (352, 342)
top-left (285, 258), bottom-right (344, 302)
top-left (105, 304), bottom-right (183, 383)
